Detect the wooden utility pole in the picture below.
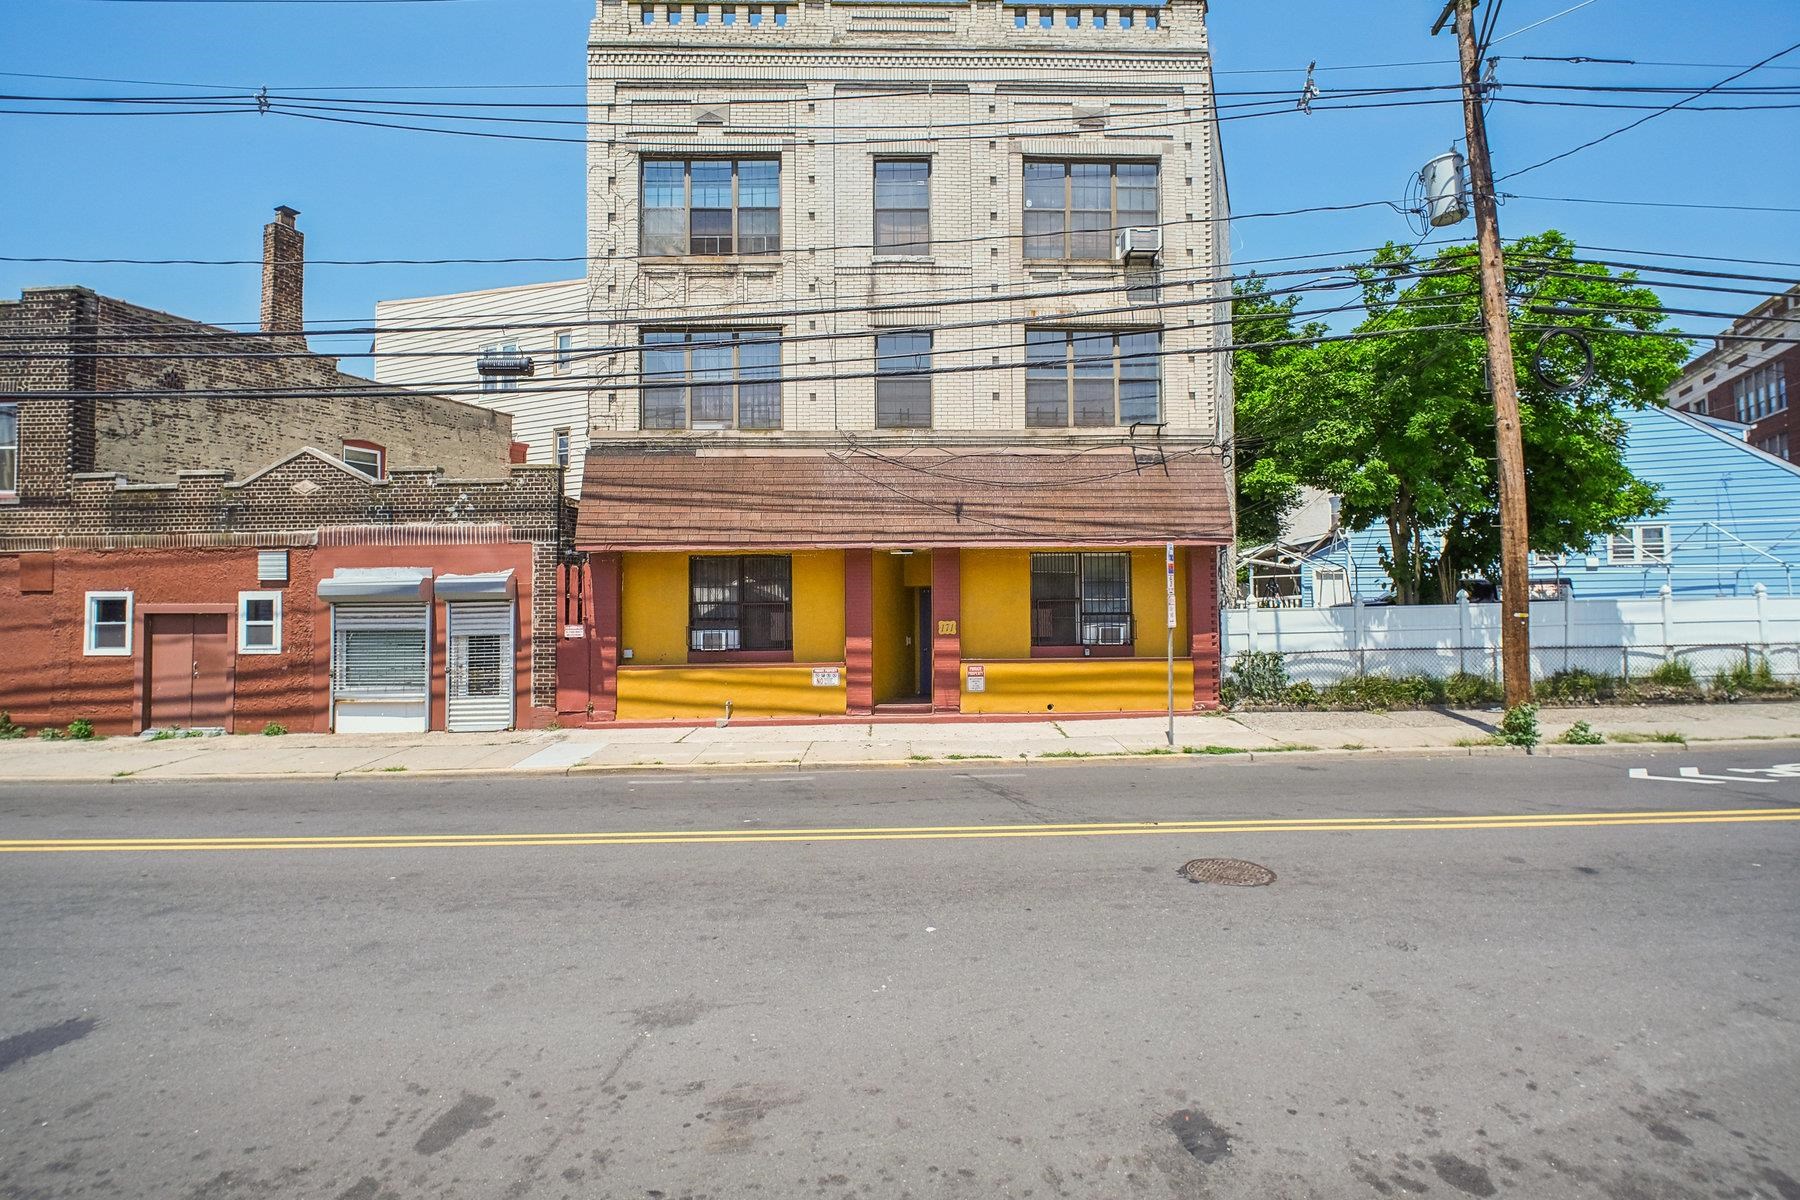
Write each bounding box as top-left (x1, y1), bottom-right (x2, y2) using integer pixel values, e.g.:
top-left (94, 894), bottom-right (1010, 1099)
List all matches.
top-left (1440, 0), bottom-right (1533, 707)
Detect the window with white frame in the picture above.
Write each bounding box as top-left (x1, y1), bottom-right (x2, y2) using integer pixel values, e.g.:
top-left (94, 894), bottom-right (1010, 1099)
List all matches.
top-left (342, 442), bottom-right (384, 481)
top-left (1608, 524), bottom-right (1671, 565)
top-left (84, 591), bottom-right (132, 656)
top-left (555, 331), bottom-right (575, 371)
top-left (480, 342), bottom-right (522, 393)
top-left (0, 402), bottom-right (17, 495)
top-left (554, 429), bottom-right (571, 468)
top-left (1733, 363), bottom-right (1788, 423)
top-left (238, 591), bottom-right (283, 654)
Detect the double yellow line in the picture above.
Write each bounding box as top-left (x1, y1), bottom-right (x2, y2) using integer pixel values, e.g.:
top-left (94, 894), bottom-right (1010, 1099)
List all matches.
top-left (3, 806), bottom-right (1799, 854)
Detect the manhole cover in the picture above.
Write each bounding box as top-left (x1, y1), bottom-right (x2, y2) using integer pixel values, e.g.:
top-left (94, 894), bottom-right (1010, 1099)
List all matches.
top-left (1179, 858), bottom-right (1276, 887)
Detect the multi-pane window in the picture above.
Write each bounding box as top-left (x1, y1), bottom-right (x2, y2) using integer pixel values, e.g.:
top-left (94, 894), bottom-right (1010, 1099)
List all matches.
top-left (555, 429), bottom-right (571, 468)
top-left (84, 591), bottom-right (132, 656)
top-left (341, 442), bottom-right (384, 481)
top-left (1024, 330), bottom-right (1161, 427)
top-left (689, 555), bottom-right (792, 652)
top-left (1030, 553), bottom-right (1133, 648)
top-left (1608, 524), bottom-right (1671, 565)
top-left (641, 329), bottom-right (781, 430)
top-left (238, 592), bottom-right (282, 654)
top-left (1756, 431), bottom-right (1790, 460)
top-left (479, 342), bottom-right (521, 393)
top-left (1734, 363), bottom-right (1788, 423)
top-left (555, 331), bottom-right (575, 371)
top-left (640, 158), bottom-right (781, 256)
top-left (874, 159), bottom-right (930, 255)
top-left (875, 332), bottom-right (932, 428)
top-left (1023, 160), bottom-right (1158, 260)
top-left (0, 402), bottom-right (16, 494)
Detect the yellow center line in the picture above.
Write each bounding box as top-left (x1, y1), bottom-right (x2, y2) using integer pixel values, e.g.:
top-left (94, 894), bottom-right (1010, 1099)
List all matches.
top-left (1, 807), bottom-right (1798, 853)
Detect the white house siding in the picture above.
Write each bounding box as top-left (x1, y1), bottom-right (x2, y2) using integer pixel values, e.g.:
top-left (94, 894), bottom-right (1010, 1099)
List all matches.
top-left (582, 0), bottom-right (1232, 450)
top-left (373, 280), bottom-right (592, 494)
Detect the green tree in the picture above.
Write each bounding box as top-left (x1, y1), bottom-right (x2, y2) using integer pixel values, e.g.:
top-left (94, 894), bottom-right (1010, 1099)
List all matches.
top-left (1234, 231), bottom-right (1687, 603)
top-left (1230, 276), bottom-right (1320, 547)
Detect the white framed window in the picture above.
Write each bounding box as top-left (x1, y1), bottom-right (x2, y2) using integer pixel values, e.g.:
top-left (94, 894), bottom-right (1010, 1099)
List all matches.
top-left (480, 342), bottom-right (522, 393)
top-left (342, 441), bottom-right (384, 481)
top-left (555, 331), bottom-right (575, 371)
top-left (1608, 525), bottom-right (1671, 565)
top-left (0, 401), bottom-right (17, 495)
top-left (554, 429), bottom-right (571, 469)
top-left (84, 591), bottom-right (132, 656)
top-left (238, 591), bottom-right (283, 654)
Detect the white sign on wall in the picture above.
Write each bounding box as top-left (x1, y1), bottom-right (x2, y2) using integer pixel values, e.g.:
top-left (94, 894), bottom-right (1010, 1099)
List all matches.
top-left (812, 666), bottom-right (842, 688)
top-left (966, 663), bottom-right (986, 693)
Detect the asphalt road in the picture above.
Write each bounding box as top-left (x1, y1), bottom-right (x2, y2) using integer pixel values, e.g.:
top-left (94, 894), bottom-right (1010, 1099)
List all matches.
top-left (2, 747), bottom-right (1798, 1200)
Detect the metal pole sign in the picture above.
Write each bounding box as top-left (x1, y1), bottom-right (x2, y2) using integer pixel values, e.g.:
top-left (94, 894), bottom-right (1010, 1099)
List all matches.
top-left (1165, 542), bottom-right (1177, 746)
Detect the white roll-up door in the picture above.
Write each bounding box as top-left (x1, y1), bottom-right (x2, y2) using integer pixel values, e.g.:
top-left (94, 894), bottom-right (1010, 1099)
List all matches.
top-left (447, 601), bottom-right (515, 733)
top-left (331, 603), bottom-right (430, 733)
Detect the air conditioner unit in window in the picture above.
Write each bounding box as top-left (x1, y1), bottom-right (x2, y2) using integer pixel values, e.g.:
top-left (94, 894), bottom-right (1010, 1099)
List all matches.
top-left (692, 628), bottom-right (740, 652)
top-left (1085, 622), bottom-right (1131, 646)
top-left (1115, 227), bottom-right (1162, 264)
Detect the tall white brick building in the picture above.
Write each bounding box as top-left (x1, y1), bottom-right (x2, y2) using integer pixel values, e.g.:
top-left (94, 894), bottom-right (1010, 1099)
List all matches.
top-left (385, 0), bottom-right (1241, 724)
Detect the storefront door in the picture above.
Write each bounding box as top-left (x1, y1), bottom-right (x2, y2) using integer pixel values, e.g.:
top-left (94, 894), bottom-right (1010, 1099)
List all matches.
top-left (147, 614), bottom-right (230, 728)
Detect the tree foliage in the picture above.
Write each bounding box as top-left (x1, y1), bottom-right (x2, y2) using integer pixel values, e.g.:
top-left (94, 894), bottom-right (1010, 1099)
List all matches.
top-left (1233, 231), bottom-right (1689, 603)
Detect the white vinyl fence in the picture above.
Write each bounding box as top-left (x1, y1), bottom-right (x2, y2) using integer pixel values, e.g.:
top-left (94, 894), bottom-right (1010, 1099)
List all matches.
top-left (1225, 585), bottom-right (1800, 685)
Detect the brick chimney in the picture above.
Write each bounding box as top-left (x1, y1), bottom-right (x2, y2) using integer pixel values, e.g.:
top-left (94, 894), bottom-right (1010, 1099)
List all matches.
top-left (261, 206), bottom-right (304, 339)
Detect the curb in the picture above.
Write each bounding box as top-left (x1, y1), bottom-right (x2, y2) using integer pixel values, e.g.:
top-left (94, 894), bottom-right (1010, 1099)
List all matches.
top-left (11, 733), bottom-right (1798, 785)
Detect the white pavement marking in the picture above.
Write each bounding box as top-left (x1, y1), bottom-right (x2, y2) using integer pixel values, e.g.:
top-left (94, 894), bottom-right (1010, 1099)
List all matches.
top-left (1679, 766), bottom-right (1758, 782)
top-left (1629, 768), bottom-right (1722, 786)
top-left (513, 741), bottom-right (602, 772)
top-left (963, 772), bottom-right (1029, 779)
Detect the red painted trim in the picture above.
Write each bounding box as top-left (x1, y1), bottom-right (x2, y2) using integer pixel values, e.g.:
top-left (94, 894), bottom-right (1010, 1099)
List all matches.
top-left (930, 549), bottom-right (962, 713)
top-left (577, 539), bottom-right (1233, 553)
top-left (591, 552), bottom-right (621, 720)
top-left (686, 648), bottom-right (795, 664)
top-left (844, 548), bottom-right (874, 715)
top-left (621, 661), bottom-right (844, 672)
top-left (1188, 544), bottom-right (1222, 710)
top-left (342, 438), bottom-right (386, 480)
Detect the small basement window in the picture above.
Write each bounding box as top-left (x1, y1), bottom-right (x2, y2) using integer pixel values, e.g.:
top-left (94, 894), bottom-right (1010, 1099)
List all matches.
top-left (343, 441), bottom-right (385, 481)
top-left (239, 591), bottom-right (283, 654)
top-left (85, 591), bottom-right (133, 656)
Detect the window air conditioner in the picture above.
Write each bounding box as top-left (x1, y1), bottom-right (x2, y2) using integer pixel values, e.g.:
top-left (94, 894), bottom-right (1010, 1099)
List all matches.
top-left (1086, 622), bottom-right (1131, 646)
top-left (692, 629), bottom-right (740, 651)
top-left (1115, 227), bottom-right (1162, 264)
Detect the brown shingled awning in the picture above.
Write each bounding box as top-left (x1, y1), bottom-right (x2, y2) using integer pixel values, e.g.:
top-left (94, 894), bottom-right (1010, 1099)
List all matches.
top-left (574, 447), bottom-right (1232, 550)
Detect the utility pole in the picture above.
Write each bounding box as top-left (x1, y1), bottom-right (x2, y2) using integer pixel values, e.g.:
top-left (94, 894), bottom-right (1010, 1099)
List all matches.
top-left (1437, 0), bottom-right (1533, 707)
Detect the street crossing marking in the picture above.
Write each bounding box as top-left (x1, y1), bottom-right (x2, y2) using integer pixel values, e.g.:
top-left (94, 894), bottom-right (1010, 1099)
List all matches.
top-left (3, 806), bottom-right (1799, 855)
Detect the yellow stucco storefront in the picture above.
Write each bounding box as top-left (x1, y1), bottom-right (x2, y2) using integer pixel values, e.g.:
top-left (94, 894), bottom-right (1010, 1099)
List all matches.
top-left (616, 550), bottom-right (848, 719)
top-left (958, 547), bottom-right (1193, 714)
top-left (607, 547), bottom-right (1201, 720)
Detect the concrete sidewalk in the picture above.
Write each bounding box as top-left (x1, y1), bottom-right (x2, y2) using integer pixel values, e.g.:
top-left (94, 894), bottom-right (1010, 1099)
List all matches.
top-left (1, 702), bottom-right (1796, 783)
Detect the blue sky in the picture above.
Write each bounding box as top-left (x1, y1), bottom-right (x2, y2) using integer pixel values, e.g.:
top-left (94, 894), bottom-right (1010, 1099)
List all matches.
top-left (1, 0), bottom-right (1795, 371)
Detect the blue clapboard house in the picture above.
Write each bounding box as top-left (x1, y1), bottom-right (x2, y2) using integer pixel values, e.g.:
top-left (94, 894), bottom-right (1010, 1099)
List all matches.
top-left (1266, 405), bottom-right (1800, 606)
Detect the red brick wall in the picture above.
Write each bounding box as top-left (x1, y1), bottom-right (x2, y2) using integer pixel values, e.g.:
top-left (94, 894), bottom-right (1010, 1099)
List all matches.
top-left (0, 541), bottom-right (551, 735)
top-left (1701, 344), bottom-right (1798, 460)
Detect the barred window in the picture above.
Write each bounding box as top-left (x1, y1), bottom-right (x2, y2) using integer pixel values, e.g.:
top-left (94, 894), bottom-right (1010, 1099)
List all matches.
top-left (875, 332), bottom-right (932, 429)
top-left (1030, 552), bottom-right (1133, 648)
top-left (1025, 330), bottom-right (1161, 427)
top-left (641, 329), bottom-right (781, 431)
top-left (874, 159), bottom-right (930, 255)
top-left (641, 158), bottom-right (781, 256)
top-left (1023, 160), bottom-right (1158, 261)
top-left (689, 555), bottom-right (792, 652)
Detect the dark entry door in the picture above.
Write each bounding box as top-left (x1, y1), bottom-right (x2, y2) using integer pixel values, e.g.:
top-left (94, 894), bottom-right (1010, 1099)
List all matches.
top-left (915, 587), bottom-right (932, 699)
top-left (148, 614), bottom-right (230, 727)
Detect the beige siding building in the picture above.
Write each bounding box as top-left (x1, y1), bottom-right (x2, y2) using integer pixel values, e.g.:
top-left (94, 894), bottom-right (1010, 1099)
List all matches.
top-left (373, 279), bottom-right (593, 492)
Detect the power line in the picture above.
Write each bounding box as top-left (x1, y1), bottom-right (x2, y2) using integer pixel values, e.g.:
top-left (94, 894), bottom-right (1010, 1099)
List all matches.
top-left (1499, 40), bottom-right (1800, 180)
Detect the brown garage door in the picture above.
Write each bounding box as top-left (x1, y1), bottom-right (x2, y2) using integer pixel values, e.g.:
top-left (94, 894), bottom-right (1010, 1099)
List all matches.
top-left (148, 614), bottom-right (231, 728)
